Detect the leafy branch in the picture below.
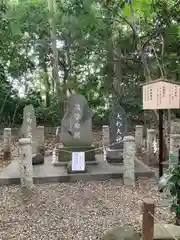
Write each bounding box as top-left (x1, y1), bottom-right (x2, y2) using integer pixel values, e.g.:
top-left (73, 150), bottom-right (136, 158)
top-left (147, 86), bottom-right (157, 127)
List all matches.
top-left (168, 164), bottom-right (180, 225)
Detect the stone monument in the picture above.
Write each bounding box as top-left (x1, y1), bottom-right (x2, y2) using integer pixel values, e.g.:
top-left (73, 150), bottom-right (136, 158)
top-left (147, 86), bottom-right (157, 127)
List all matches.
top-left (106, 103), bottom-right (127, 163)
top-left (20, 104), bottom-right (44, 165)
top-left (58, 93), bottom-right (97, 171)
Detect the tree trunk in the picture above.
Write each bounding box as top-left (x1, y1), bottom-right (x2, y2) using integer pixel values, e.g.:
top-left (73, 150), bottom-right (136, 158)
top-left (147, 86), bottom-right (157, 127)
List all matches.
top-left (43, 64), bottom-right (51, 107)
top-left (47, 0), bottom-right (62, 97)
top-left (103, 1), bottom-right (116, 102)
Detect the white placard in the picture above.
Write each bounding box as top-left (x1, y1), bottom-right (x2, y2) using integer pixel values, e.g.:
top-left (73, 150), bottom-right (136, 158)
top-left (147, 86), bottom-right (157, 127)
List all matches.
top-left (72, 152), bottom-right (85, 171)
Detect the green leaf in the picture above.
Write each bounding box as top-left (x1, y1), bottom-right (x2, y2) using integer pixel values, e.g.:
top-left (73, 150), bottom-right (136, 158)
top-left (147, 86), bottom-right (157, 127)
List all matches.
top-left (169, 184), bottom-right (177, 196)
top-left (9, 22), bottom-right (21, 37)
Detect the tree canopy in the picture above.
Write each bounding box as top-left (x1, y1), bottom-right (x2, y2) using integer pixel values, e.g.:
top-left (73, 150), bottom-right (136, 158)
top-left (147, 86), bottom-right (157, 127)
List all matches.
top-left (0, 0), bottom-right (179, 126)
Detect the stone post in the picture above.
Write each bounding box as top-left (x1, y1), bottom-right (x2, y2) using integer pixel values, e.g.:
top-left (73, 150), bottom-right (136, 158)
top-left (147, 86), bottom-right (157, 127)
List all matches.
top-left (147, 129), bottom-right (156, 164)
top-left (135, 125), bottom-right (143, 151)
top-left (3, 128), bottom-right (11, 161)
top-left (102, 125), bottom-right (109, 146)
top-left (123, 136), bottom-right (135, 186)
top-left (37, 126), bottom-right (45, 155)
top-left (169, 134), bottom-right (180, 168)
top-left (19, 138), bottom-right (33, 190)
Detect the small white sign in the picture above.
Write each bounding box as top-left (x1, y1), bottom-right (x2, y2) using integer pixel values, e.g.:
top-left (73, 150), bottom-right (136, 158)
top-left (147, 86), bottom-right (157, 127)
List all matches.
top-left (72, 152), bottom-right (85, 171)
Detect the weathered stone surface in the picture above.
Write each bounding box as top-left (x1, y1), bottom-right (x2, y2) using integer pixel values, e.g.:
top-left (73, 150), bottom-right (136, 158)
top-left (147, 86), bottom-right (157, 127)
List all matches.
top-left (36, 126), bottom-right (44, 152)
top-left (107, 103), bottom-right (127, 163)
top-left (19, 138), bottom-right (33, 189)
top-left (134, 217), bottom-right (180, 240)
top-left (38, 146), bottom-right (45, 156)
top-left (154, 223), bottom-right (180, 240)
top-left (107, 149), bottom-right (123, 163)
top-left (146, 129), bottom-right (157, 165)
top-left (60, 93), bottom-right (93, 146)
top-left (67, 161), bottom-right (87, 174)
top-left (32, 153), bottom-right (44, 165)
top-left (20, 104), bottom-right (37, 154)
top-left (3, 128), bottom-right (11, 161)
top-left (135, 125), bottom-right (143, 152)
top-left (103, 225), bottom-right (141, 240)
top-left (109, 103), bottom-right (127, 149)
top-left (58, 146), bottom-right (96, 163)
top-left (102, 125), bottom-right (110, 146)
top-left (123, 136), bottom-right (135, 186)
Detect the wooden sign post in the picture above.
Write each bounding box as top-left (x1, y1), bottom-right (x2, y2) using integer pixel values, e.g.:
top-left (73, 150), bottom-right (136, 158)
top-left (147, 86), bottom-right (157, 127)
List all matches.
top-left (142, 78), bottom-right (180, 178)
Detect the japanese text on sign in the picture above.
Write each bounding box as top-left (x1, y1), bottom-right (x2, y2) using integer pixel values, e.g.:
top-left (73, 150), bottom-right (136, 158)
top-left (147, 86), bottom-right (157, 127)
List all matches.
top-left (116, 113), bottom-right (122, 142)
top-left (26, 112), bottom-right (32, 138)
top-left (73, 104), bottom-right (81, 139)
top-left (72, 152), bottom-right (85, 171)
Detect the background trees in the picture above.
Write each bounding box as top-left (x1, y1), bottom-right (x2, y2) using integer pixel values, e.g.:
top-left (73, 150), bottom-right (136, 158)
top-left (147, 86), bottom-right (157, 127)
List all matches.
top-left (0, 0), bottom-right (179, 126)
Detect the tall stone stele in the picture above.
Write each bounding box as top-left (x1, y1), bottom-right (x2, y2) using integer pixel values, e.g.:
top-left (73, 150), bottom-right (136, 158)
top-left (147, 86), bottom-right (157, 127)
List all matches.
top-left (58, 93), bottom-right (97, 170)
top-left (20, 104), bottom-right (44, 165)
top-left (107, 102), bottom-right (128, 163)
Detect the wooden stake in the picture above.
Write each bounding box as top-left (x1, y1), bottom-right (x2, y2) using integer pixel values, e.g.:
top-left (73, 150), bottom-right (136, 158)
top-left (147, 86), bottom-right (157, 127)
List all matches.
top-left (142, 198), bottom-right (154, 240)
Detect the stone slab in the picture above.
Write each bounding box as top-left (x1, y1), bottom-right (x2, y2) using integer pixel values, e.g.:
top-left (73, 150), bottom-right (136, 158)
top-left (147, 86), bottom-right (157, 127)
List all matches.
top-left (58, 145), bottom-right (96, 162)
top-left (154, 223), bottom-right (180, 239)
top-left (0, 155), bottom-right (154, 185)
top-left (53, 160), bottom-right (98, 166)
top-left (106, 149), bottom-right (123, 163)
top-left (103, 225), bottom-right (141, 240)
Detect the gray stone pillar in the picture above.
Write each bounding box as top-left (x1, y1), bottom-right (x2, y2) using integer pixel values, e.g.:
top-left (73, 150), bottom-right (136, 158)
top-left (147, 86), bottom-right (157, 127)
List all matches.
top-left (147, 129), bottom-right (156, 164)
top-left (3, 128), bottom-right (11, 161)
top-left (169, 134), bottom-right (180, 168)
top-left (135, 125), bottom-right (143, 151)
top-left (37, 126), bottom-right (45, 155)
top-left (102, 125), bottom-right (109, 146)
top-left (123, 136), bottom-right (135, 186)
top-left (37, 126), bottom-right (44, 145)
top-left (19, 138), bottom-right (33, 190)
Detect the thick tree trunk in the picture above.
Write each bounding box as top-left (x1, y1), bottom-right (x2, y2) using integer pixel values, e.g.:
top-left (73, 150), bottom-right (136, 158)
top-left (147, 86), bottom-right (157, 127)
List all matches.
top-left (47, 0), bottom-right (62, 97)
top-left (43, 64), bottom-right (51, 107)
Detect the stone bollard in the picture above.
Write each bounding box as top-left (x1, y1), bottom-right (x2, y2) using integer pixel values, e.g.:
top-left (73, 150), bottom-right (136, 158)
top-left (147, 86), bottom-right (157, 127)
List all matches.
top-left (147, 129), bottom-right (156, 164)
top-left (169, 134), bottom-right (180, 168)
top-left (3, 128), bottom-right (11, 161)
top-left (135, 125), bottom-right (143, 152)
top-left (19, 138), bottom-right (33, 190)
top-left (37, 126), bottom-right (45, 155)
top-left (102, 125), bottom-right (109, 146)
top-left (123, 136), bottom-right (135, 186)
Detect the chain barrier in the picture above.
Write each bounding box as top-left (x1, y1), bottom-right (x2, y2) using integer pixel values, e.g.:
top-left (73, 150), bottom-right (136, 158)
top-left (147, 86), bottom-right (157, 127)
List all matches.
top-left (42, 128), bottom-right (179, 239)
top-left (51, 126), bottom-right (124, 156)
top-left (147, 210), bottom-right (178, 240)
top-left (136, 178), bottom-right (172, 218)
top-left (1, 125), bottom-right (177, 239)
top-left (133, 182), bottom-right (177, 240)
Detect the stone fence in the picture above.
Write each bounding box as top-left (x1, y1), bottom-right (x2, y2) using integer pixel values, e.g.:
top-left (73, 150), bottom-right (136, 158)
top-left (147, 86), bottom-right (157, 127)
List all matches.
top-left (1, 126), bottom-right (135, 137)
top-left (1, 126), bottom-right (106, 136)
top-left (3, 122), bottom-right (180, 190)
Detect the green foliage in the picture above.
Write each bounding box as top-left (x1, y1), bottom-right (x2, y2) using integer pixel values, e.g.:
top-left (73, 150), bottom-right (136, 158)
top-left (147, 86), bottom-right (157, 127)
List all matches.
top-left (168, 165), bottom-right (180, 223)
top-left (0, 0), bottom-right (179, 126)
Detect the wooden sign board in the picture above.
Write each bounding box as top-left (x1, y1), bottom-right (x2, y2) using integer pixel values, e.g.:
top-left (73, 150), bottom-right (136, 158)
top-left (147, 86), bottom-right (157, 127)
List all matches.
top-left (142, 79), bottom-right (180, 110)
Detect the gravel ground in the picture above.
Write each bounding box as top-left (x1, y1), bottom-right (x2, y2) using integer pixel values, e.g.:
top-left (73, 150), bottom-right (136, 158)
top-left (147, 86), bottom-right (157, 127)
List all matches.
top-left (0, 179), bottom-right (171, 240)
top-left (0, 133), bottom-right (172, 239)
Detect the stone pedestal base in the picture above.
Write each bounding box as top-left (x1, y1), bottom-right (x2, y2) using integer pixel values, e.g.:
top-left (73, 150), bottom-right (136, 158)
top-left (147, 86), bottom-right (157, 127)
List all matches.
top-left (58, 145), bottom-right (97, 164)
top-left (32, 153), bottom-right (44, 165)
top-left (67, 161), bottom-right (87, 174)
top-left (106, 148), bottom-right (123, 163)
top-left (38, 146), bottom-right (45, 156)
